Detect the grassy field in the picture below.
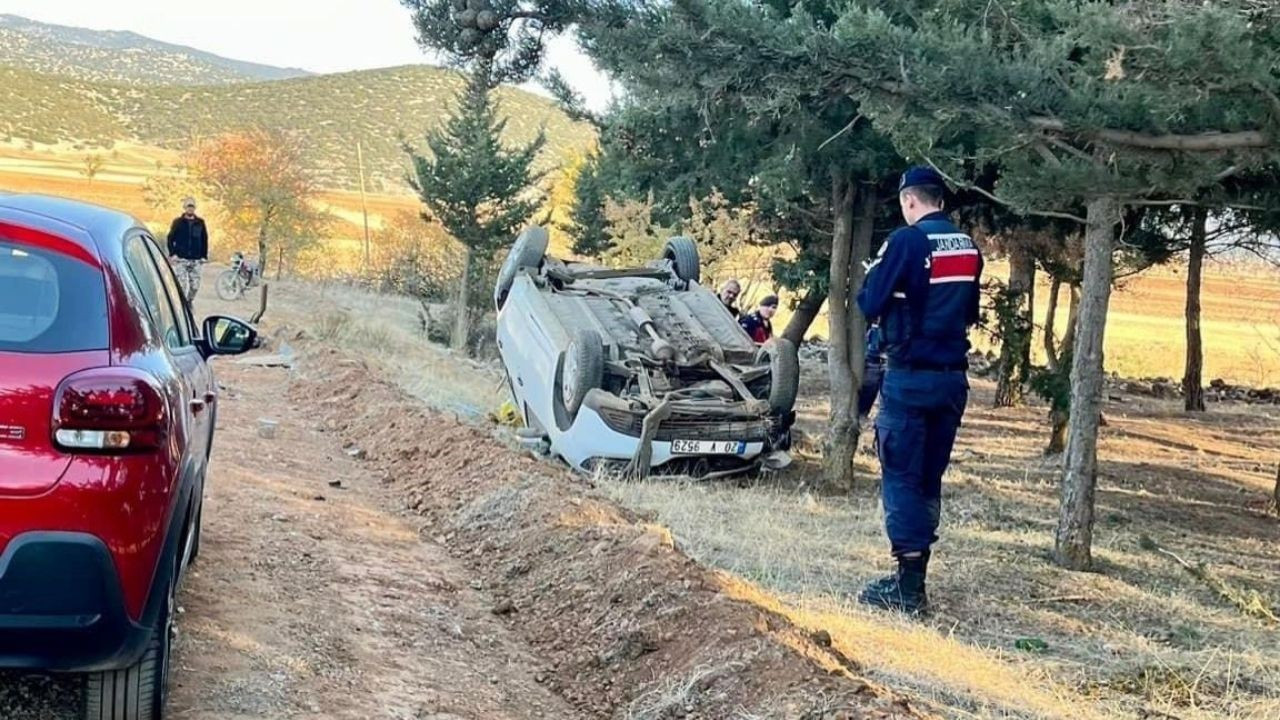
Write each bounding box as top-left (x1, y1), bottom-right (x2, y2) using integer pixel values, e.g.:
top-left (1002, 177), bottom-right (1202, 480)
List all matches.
top-left (0, 63), bottom-right (593, 190)
top-left (0, 140), bottom-right (418, 251)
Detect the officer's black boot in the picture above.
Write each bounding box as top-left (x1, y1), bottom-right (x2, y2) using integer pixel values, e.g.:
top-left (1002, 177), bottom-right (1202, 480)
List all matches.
top-left (858, 551), bottom-right (930, 615)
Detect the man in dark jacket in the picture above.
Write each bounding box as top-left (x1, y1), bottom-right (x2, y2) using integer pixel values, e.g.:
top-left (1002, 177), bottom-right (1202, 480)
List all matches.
top-left (855, 166), bottom-right (983, 615)
top-left (168, 197), bottom-right (209, 301)
top-left (739, 294), bottom-right (778, 343)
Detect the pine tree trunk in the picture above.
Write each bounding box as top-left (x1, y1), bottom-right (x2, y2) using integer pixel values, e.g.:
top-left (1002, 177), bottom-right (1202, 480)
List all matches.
top-left (994, 246), bottom-right (1036, 407)
top-left (1183, 208), bottom-right (1208, 412)
top-left (1055, 197), bottom-right (1118, 571)
top-left (1062, 284), bottom-right (1080, 357)
top-left (1046, 407), bottom-right (1069, 455)
top-left (1044, 277), bottom-right (1062, 370)
top-left (452, 247), bottom-right (473, 352)
top-left (782, 288), bottom-right (828, 346)
top-left (1271, 463), bottom-right (1279, 513)
top-left (823, 177), bottom-right (872, 493)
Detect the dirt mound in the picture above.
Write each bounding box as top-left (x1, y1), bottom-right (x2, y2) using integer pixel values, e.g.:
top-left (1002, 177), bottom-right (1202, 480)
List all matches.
top-left (289, 348), bottom-right (924, 720)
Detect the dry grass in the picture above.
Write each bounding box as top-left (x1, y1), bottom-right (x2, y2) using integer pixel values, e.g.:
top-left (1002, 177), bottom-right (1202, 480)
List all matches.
top-left (197, 268), bottom-right (504, 419)
top-left (596, 377), bottom-right (1280, 720)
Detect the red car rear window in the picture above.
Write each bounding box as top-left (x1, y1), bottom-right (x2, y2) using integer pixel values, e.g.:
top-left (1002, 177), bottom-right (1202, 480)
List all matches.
top-left (0, 241), bottom-right (109, 353)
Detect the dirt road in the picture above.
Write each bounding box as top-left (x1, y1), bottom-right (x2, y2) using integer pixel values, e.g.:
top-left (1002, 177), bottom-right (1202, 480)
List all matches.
top-left (2, 359), bottom-right (583, 720)
top-left (180, 357), bottom-right (595, 719)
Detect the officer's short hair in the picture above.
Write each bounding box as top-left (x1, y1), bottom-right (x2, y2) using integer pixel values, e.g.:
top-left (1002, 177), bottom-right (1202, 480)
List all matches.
top-left (902, 184), bottom-right (945, 208)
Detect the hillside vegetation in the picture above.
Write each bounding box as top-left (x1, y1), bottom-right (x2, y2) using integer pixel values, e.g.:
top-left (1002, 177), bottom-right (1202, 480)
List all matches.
top-left (0, 64), bottom-right (592, 190)
top-left (0, 14), bottom-right (309, 85)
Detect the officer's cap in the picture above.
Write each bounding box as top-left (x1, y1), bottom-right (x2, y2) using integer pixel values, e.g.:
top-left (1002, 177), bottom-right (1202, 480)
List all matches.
top-left (898, 165), bottom-right (946, 192)
top-left (760, 294), bottom-right (779, 308)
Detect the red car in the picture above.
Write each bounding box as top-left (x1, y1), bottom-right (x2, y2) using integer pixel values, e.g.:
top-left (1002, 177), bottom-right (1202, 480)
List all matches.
top-left (0, 195), bottom-right (256, 719)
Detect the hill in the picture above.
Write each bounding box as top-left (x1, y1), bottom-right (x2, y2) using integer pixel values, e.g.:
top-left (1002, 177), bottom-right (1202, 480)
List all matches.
top-left (0, 64), bottom-right (592, 191)
top-left (0, 14), bottom-right (311, 85)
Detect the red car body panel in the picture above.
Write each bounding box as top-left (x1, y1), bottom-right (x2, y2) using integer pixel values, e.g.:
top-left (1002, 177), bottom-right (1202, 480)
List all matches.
top-left (0, 196), bottom-right (213, 629)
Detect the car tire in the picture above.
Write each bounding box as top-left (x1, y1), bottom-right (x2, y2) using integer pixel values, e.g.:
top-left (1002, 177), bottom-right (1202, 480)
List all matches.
top-left (765, 338), bottom-right (800, 415)
top-left (561, 328), bottom-right (604, 418)
top-left (494, 227), bottom-right (550, 310)
top-left (662, 236), bottom-right (700, 284)
top-left (82, 570), bottom-right (174, 720)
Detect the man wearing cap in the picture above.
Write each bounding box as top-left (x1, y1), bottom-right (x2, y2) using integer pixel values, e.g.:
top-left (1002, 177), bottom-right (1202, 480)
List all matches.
top-left (168, 197), bottom-right (209, 301)
top-left (739, 294), bottom-right (778, 343)
top-left (855, 166), bottom-right (983, 614)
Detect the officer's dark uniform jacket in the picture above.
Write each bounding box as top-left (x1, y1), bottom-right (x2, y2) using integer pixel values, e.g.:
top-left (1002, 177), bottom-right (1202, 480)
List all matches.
top-left (856, 211), bottom-right (982, 368)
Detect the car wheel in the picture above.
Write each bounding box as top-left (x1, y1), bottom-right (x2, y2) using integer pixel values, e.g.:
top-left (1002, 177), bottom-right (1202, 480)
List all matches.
top-left (560, 328), bottom-right (604, 418)
top-left (494, 226), bottom-right (549, 310)
top-left (765, 338), bottom-right (800, 415)
top-left (82, 570), bottom-right (174, 720)
top-left (661, 236), bottom-right (700, 284)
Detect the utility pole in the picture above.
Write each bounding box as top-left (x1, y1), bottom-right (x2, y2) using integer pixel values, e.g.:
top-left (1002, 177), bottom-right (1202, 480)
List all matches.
top-left (356, 140), bottom-right (372, 268)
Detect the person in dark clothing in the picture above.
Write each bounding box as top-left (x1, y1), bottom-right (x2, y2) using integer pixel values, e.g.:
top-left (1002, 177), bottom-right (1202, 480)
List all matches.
top-left (739, 294), bottom-right (778, 343)
top-left (855, 166), bottom-right (984, 615)
top-left (718, 279), bottom-right (742, 318)
top-left (168, 197), bottom-right (209, 301)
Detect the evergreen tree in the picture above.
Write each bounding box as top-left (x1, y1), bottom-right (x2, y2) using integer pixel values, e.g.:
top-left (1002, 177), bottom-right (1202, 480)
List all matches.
top-left (579, 0), bottom-right (905, 491)
top-left (602, 0), bottom-right (1279, 566)
top-left (400, 0), bottom-right (587, 84)
top-left (565, 153), bottom-right (611, 256)
top-left (404, 63), bottom-right (545, 352)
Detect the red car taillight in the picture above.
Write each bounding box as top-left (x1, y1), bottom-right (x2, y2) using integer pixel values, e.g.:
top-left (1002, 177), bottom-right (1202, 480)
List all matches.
top-left (52, 368), bottom-right (168, 452)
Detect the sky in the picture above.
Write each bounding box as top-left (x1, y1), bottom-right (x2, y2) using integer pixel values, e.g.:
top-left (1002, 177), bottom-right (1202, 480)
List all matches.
top-left (0, 0), bottom-right (613, 110)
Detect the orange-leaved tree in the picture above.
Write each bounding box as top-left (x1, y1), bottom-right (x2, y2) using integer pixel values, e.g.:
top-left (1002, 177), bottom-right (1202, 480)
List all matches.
top-left (188, 129), bottom-right (328, 275)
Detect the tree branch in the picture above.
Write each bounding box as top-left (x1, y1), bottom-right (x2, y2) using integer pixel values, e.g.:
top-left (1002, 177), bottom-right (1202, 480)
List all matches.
top-left (1252, 81), bottom-right (1280, 124)
top-left (1029, 117), bottom-right (1273, 151)
top-left (817, 113), bottom-right (863, 152)
top-left (1127, 198), bottom-right (1269, 212)
top-left (925, 158), bottom-right (1087, 224)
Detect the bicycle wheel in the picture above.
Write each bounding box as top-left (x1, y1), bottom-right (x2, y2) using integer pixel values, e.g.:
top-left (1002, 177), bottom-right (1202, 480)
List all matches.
top-left (215, 270), bottom-right (245, 301)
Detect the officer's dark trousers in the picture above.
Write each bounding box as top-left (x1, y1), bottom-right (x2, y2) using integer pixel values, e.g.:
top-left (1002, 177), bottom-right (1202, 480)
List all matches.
top-left (874, 368), bottom-right (969, 556)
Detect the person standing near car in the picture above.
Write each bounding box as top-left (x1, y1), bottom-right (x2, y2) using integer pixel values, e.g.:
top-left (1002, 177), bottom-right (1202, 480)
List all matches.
top-left (739, 294), bottom-right (778, 343)
top-left (168, 197), bottom-right (209, 301)
top-left (855, 166), bottom-right (983, 615)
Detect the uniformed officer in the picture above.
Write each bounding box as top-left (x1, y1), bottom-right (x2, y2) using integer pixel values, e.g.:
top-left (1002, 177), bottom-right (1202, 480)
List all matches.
top-left (855, 166), bottom-right (983, 614)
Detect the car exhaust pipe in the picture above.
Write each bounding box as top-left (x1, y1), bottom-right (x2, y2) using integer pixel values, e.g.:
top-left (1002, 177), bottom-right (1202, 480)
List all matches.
top-left (627, 306), bottom-right (676, 362)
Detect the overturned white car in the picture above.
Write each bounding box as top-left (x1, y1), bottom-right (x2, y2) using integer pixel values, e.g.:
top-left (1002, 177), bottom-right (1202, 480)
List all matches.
top-left (494, 227), bottom-right (798, 478)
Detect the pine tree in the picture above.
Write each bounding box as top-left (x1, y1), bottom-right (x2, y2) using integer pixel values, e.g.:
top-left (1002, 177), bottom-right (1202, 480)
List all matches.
top-left (405, 63), bottom-right (545, 352)
top-left (566, 154), bottom-right (611, 256)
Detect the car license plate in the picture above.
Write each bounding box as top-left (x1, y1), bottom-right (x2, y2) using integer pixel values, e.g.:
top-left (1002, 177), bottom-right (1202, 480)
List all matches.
top-left (670, 439), bottom-right (746, 455)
